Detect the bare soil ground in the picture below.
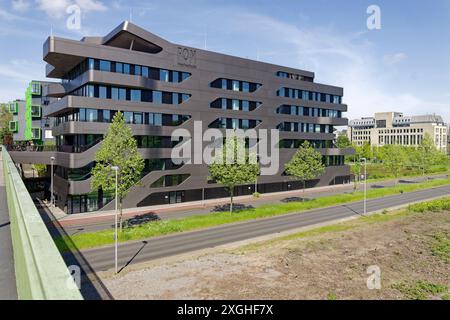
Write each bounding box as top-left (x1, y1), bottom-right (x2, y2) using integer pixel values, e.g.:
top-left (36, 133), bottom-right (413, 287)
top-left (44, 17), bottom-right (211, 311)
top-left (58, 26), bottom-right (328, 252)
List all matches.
top-left (100, 210), bottom-right (449, 300)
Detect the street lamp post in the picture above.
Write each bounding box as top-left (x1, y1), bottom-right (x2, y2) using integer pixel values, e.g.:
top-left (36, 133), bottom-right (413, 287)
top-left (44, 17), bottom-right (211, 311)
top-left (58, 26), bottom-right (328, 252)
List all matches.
top-left (111, 166), bottom-right (119, 274)
top-left (360, 158), bottom-right (367, 215)
top-left (50, 156), bottom-right (55, 207)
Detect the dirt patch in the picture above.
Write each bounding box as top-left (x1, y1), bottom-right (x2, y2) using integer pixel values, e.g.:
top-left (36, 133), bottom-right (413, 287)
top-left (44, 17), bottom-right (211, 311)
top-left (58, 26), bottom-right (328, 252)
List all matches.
top-left (100, 210), bottom-right (449, 300)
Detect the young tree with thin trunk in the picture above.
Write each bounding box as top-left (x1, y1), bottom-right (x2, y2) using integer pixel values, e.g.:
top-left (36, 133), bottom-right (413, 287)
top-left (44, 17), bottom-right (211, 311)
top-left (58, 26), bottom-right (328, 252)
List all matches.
top-left (208, 135), bottom-right (259, 213)
top-left (91, 112), bottom-right (144, 232)
top-left (285, 141), bottom-right (325, 199)
top-left (381, 144), bottom-right (406, 185)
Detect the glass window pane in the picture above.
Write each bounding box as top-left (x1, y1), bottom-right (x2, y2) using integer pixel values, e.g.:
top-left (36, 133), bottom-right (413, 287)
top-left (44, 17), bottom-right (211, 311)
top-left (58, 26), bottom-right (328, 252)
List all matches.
top-left (172, 71), bottom-right (179, 83)
top-left (111, 87), bottom-right (119, 100)
top-left (131, 89), bottom-right (141, 102)
top-left (232, 99), bottom-right (239, 110)
top-left (99, 60), bottom-right (111, 72)
top-left (242, 82), bottom-right (250, 92)
top-left (99, 86), bottom-right (107, 99)
top-left (135, 65), bottom-right (141, 76)
top-left (154, 113), bottom-right (162, 126)
top-left (123, 64), bottom-right (130, 74)
top-left (182, 72), bottom-right (190, 81)
top-left (142, 66), bottom-right (149, 77)
top-left (103, 110), bottom-right (110, 122)
top-left (115, 62), bottom-right (122, 73)
top-left (160, 69), bottom-right (169, 82)
top-left (124, 112), bottom-right (133, 124)
top-left (242, 100), bottom-right (249, 111)
top-left (119, 88), bottom-right (126, 100)
top-left (232, 80), bottom-right (239, 91)
top-left (86, 109), bottom-right (97, 122)
top-left (153, 91), bottom-right (162, 104)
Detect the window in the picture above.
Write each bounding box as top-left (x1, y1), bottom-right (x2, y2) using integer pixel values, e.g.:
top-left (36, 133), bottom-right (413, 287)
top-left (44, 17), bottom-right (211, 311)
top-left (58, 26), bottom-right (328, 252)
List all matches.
top-left (118, 88), bottom-right (126, 100)
top-left (102, 110), bottom-right (111, 123)
top-left (135, 65), bottom-right (141, 76)
top-left (242, 100), bottom-right (249, 112)
top-left (154, 113), bottom-right (162, 126)
top-left (99, 60), bottom-right (111, 72)
top-left (124, 112), bottom-right (133, 124)
top-left (31, 82), bottom-right (41, 95)
top-left (182, 72), bottom-right (190, 81)
top-left (181, 94), bottom-right (190, 103)
top-left (131, 89), bottom-right (141, 102)
top-left (134, 112), bottom-right (143, 124)
top-left (172, 71), bottom-right (179, 83)
top-left (221, 79), bottom-right (227, 90)
top-left (142, 66), bottom-right (149, 77)
top-left (31, 105), bottom-right (41, 117)
top-left (153, 91), bottom-right (162, 104)
top-left (232, 80), bottom-right (239, 91)
top-left (232, 99), bottom-right (239, 110)
top-left (88, 58), bottom-right (95, 70)
top-left (242, 82), bottom-right (250, 93)
top-left (111, 87), bottom-right (119, 100)
top-left (87, 85), bottom-right (94, 97)
top-left (86, 109), bottom-right (97, 122)
top-left (115, 62), bottom-right (123, 73)
top-left (160, 69), bottom-right (169, 82)
top-left (44, 130), bottom-right (53, 139)
top-left (99, 86), bottom-right (107, 99)
top-left (123, 64), bottom-right (130, 74)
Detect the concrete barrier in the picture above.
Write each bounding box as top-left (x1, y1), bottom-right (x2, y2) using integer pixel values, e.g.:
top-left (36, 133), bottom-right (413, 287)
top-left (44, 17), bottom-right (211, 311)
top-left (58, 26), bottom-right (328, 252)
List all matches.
top-left (1, 146), bottom-right (82, 300)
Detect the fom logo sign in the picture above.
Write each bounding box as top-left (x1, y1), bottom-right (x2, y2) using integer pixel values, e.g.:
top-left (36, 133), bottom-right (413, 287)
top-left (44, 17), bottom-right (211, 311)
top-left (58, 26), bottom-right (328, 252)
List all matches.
top-left (177, 47), bottom-right (197, 67)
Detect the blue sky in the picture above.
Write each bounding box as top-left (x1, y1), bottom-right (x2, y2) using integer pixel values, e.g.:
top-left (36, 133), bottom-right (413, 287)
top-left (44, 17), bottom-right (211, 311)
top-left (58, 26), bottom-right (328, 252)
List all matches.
top-left (0, 0), bottom-right (449, 121)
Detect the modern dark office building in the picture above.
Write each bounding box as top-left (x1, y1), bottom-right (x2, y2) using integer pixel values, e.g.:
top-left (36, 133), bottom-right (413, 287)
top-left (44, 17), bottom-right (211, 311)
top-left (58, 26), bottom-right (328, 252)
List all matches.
top-left (10, 21), bottom-right (353, 214)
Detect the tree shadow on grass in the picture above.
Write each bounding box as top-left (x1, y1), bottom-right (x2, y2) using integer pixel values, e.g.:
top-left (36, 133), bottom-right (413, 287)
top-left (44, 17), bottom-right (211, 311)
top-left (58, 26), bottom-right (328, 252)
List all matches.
top-left (211, 203), bottom-right (254, 212)
top-left (280, 196), bottom-right (311, 203)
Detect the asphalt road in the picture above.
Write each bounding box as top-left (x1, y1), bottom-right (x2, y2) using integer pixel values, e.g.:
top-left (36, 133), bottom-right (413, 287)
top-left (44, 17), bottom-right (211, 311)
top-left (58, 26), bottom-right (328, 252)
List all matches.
top-left (63, 184), bottom-right (450, 275)
top-left (58, 174), bottom-right (448, 235)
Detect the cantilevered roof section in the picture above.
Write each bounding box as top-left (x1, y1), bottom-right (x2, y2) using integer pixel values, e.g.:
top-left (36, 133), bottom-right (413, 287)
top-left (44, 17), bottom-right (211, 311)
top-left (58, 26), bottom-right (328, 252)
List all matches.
top-left (43, 21), bottom-right (169, 78)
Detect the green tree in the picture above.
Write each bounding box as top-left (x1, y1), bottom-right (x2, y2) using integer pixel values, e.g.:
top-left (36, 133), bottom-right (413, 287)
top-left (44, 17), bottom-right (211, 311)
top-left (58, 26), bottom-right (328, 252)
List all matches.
top-left (413, 133), bottom-right (441, 175)
top-left (285, 141), bottom-right (325, 198)
top-left (91, 112), bottom-right (144, 231)
top-left (208, 135), bottom-right (260, 213)
top-left (336, 132), bottom-right (352, 148)
top-left (381, 144), bottom-right (407, 184)
top-left (0, 104), bottom-right (12, 144)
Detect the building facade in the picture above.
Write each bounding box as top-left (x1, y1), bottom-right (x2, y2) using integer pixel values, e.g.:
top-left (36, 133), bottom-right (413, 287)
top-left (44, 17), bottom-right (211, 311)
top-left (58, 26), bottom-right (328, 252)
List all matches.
top-left (348, 112), bottom-right (447, 153)
top-left (9, 81), bottom-right (55, 146)
top-left (10, 21), bottom-right (353, 214)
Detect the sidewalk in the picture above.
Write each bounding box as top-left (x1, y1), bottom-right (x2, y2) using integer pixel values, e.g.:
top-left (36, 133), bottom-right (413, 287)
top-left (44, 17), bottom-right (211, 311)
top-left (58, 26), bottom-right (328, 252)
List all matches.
top-left (0, 153), bottom-right (17, 299)
top-left (52, 173), bottom-right (448, 230)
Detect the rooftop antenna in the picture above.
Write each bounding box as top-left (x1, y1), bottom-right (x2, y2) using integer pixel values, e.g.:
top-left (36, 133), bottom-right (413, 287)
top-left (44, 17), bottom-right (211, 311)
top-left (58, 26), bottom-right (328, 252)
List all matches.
top-left (50, 25), bottom-right (53, 37)
top-left (129, 8), bottom-right (133, 23)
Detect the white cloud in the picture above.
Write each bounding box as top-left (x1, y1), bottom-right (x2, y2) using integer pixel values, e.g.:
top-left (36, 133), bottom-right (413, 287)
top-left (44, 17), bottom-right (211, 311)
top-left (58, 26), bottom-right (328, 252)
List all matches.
top-left (12, 0), bottom-right (30, 12)
top-left (36, 0), bottom-right (107, 19)
top-left (228, 13), bottom-right (450, 122)
top-left (383, 52), bottom-right (408, 65)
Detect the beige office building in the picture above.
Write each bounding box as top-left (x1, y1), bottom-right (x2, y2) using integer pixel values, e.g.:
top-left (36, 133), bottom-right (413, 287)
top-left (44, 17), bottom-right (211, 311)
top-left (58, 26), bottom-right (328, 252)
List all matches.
top-left (348, 112), bottom-right (447, 153)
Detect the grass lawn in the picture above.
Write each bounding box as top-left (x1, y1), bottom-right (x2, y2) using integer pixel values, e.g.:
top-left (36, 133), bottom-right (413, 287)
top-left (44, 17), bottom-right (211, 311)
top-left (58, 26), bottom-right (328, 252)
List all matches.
top-left (348, 162), bottom-right (449, 182)
top-left (54, 177), bottom-right (450, 252)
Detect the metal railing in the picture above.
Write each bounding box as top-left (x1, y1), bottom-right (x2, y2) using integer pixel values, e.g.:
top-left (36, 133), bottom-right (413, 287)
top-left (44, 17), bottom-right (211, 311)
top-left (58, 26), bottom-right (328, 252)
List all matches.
top-left (1, 146), bottom-right (83, 300)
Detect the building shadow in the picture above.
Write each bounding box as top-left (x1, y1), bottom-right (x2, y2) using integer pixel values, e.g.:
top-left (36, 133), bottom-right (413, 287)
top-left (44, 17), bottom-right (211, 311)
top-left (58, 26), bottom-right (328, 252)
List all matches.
top-left (37, 201), bottom-right (114, 300)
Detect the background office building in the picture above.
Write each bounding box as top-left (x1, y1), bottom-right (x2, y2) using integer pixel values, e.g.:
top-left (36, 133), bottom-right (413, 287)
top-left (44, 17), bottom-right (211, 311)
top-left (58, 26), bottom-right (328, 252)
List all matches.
top-left (348, 112), bottom-right (447, 153)
top-left (10, 21), bottom-right (353, 214)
